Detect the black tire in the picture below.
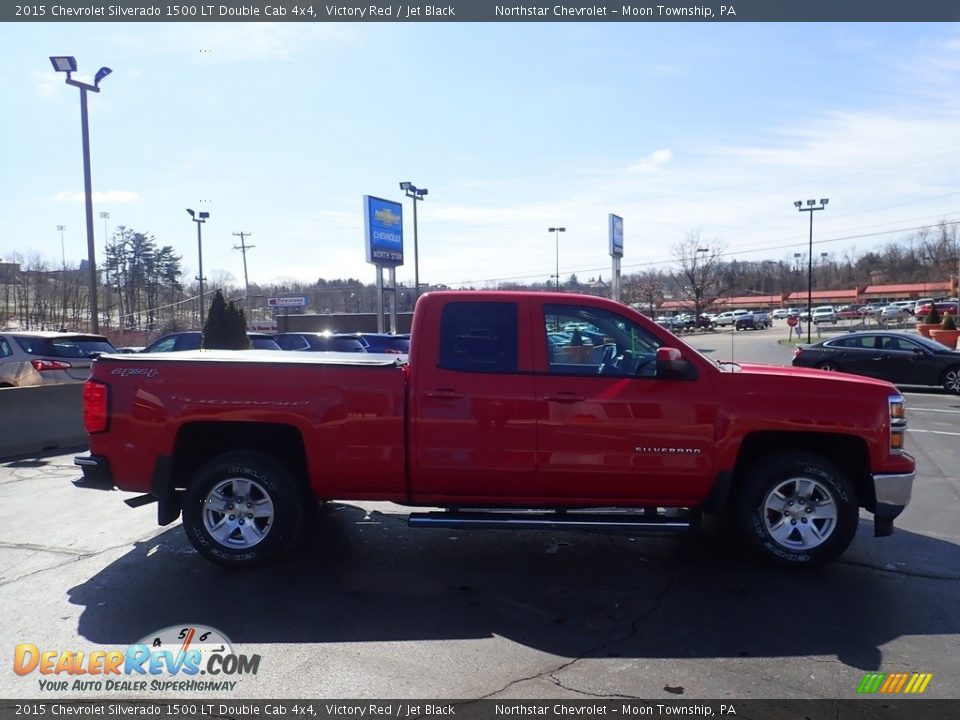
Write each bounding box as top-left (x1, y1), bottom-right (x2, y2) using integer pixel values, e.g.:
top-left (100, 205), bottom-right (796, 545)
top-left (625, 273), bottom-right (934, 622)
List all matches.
top-left (817, 361), bottom-right (839, 372)
top-left (182, 451), bottom-right (305, 568)
top-left (733, 452), bottom-right (859, 568)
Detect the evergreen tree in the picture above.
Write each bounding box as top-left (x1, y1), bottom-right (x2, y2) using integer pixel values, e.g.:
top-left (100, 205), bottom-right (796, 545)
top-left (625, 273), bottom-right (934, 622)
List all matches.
top-left (201, 290), bottom-right (228, 349)
top-left (224, 301), bottom-right (250, 349)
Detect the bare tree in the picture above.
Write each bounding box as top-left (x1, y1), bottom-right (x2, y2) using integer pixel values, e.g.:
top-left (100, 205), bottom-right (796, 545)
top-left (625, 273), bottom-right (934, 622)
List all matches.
top-left (671, 230), bottom-right (728, 316)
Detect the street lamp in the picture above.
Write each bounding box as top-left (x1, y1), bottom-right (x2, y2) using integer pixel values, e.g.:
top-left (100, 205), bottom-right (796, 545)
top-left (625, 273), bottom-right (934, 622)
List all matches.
top-left (186, 209), bottom-right (209, 322)
top-left (549, 227), bottom-right (566, 291)
top-left (99, 212), bottom-right (110, 327)
top-left (794, 198), bottom-right (829, 343)
top-left (399, 182), bottom-right (428, 303)
top-left (56, 225), bottom-right (67, 270)
top-left (49, 56), bottom-right (111, 333)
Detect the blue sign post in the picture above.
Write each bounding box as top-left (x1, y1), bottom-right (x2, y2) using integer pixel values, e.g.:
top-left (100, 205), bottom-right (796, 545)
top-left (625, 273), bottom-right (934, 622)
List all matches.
top-left (364, 196), bottom-right (404, 266)
top-left (609, 214), bottom-right (624, 303)
top-left (364, 195), bottom-right (405, 333)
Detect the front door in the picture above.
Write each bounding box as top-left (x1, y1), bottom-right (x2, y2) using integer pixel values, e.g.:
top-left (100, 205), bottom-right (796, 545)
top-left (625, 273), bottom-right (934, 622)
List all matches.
top-left (533, 301), bottom-right (716, 506)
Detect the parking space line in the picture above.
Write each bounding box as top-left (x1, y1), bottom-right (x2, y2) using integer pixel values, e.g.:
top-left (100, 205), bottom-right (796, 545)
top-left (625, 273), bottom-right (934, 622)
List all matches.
top-left (908, 428), bottom-right (960, 437)
top-left (908, 408), bottom-right (960, 414)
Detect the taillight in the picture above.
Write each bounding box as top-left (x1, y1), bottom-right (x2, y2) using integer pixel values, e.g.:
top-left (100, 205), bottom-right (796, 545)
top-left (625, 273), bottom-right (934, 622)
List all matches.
top-left (31, 359), bottom-right (72, 372)
top-left (793, 347), bottom-right (802, 358)
top-left (83, 380), bottom-right (109, 434)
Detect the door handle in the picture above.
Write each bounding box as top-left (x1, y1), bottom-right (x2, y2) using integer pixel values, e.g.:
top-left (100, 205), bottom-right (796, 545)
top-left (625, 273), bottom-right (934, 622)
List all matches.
top-left (425, 389), bottom-right (464, 399)
top-left (543, 392), bottom-right (586, 403)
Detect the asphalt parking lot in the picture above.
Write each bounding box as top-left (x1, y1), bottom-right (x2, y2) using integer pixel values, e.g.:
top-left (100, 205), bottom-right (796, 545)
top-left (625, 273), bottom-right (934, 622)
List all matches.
top-left (1, 330), bottom-right (957, 701)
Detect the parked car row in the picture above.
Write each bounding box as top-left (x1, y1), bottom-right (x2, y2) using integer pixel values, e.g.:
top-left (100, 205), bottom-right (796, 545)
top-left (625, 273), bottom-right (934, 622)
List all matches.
top-left (141, 330), bottom-right (411, 354)
top-left (0, 330), bottom-right (411, 387)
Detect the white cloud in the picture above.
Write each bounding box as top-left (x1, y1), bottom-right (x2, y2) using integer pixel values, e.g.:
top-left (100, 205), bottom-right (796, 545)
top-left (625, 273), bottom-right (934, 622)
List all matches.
top-left (55, 190), bottom-right (139, 203)
top-left (628, 149), bottom-right (673, 172)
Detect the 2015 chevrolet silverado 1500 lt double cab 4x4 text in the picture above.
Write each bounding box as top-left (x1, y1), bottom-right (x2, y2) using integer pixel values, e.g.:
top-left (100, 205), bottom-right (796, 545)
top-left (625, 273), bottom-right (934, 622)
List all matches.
top-left (75, 291), bottom-right (915, 569)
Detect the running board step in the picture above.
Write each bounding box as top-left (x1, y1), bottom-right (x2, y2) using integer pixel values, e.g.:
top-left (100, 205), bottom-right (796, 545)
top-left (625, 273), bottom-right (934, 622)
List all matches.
top-left (408, 510), bottom-right (691, 533)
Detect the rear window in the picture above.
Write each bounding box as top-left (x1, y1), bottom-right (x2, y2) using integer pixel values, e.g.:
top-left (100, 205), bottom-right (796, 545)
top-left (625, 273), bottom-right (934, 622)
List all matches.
top-left (439, 302), bottom-right (518, 373)
top-left (14, 336), bottom-right (114, 358)
top-left (250, 337), bottom-right (280, 350)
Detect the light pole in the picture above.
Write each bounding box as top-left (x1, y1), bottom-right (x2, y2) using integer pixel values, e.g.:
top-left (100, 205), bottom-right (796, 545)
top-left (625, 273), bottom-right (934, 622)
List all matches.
top-left (99, 212), bottom-right (110, 327)
top-left (794, 198), bottom-right (829, 344)
top-left (56, 225), bottom-right (67, 270)
top-left (56, 225), bottom-right (67, 327)
top-left (186, 209), bottom-right (209, 323)
top-left (549, 227), bottom-right (566, 291)
top-left (399, 182), bottom-right (428, 303)
top-left (49, 56), bottom-right (111, 333)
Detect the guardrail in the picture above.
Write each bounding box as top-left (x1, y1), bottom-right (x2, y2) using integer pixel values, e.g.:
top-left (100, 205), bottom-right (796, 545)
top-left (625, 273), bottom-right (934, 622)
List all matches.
top-left (0, 383), bottom-right (86, 459)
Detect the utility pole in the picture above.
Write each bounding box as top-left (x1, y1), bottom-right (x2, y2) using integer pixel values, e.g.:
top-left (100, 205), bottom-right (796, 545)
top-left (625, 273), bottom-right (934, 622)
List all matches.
top-left (233, 232), bottom-right (254, 327)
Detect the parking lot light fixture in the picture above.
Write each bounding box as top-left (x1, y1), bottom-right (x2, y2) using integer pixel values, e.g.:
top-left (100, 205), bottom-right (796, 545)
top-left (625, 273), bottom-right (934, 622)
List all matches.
top-left (795, 198), bottom-right (829, 344)
top-left (400, 182), bottom-right (428, 303)
top-left (549, 227), bottom-right (566, 291)
top-left (50, 55), bottom-right (112, 333)
top-left (187, 208), bottom-right (210, 322)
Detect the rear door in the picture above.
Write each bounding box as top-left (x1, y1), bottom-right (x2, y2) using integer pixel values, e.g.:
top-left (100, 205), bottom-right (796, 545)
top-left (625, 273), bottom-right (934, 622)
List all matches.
top-left (409, 298), bottom-right (537, 501)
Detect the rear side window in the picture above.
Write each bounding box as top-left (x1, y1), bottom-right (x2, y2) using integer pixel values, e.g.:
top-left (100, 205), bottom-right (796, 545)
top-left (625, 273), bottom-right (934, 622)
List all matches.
top-left (439, 302), bottom-right (518, 373)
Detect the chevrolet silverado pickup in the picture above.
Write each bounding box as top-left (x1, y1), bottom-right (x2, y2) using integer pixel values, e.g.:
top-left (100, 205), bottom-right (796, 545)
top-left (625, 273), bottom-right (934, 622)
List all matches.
top-left (75, 291), bottom-right (915, 569)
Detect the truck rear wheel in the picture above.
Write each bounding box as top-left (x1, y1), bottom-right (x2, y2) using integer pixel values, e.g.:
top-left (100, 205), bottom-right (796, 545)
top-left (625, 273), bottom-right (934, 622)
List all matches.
top-left (182, 451), bottom-right (305, 568)
top-left (734, 452), bottom-right (859, 568)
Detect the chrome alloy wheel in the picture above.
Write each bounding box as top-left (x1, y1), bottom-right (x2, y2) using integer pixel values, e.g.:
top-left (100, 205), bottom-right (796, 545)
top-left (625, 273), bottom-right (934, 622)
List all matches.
top-left (762, 477), bottom-right (838, 550)
top-left (944, 368), bottom-right (960, 393)
top-left (202, 476), bottom-right (275, 549)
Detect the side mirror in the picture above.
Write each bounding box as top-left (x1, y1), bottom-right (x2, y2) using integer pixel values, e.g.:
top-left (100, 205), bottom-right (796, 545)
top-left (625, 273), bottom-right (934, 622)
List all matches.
top-left (656, 347), bottom-right (690, 379)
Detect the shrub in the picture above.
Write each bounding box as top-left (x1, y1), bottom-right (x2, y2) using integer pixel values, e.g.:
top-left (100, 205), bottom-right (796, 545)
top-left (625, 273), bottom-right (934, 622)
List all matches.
top-left (925, 304), bottom-right (941, 324)
top-left (942, 313), bottom-right (957, 331)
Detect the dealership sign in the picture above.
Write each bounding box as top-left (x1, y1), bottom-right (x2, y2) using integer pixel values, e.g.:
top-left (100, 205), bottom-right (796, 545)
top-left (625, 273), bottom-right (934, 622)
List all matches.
top-left (364, 195), bottom-right (404, 267)
top-left (609, 214), bottom-right (623, 258)
top-left (268, 297), bottom-right (307, 307)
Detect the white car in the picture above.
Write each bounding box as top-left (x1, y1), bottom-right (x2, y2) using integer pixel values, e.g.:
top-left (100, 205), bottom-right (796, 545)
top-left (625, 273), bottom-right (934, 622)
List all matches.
top-left (770, 308), bottom-right (792, 319)
top-left (811, 307), bottom-right (837, 324)
top-left (713, 309), bottom-right (750, 327)
top-left (880, 305), bottom-right (909, 322)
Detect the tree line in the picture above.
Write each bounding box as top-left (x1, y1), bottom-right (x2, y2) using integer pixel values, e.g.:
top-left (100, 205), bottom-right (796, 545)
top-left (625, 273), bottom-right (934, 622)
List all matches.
top-left (0, 220), bottom-right (956, 335)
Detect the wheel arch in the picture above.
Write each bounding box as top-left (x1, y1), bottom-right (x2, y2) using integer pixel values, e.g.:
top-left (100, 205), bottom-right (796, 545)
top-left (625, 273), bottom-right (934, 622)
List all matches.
top-left (731, 431), bottom-right (874, 511)
top-left (167, 421), bottom-right (310, 512)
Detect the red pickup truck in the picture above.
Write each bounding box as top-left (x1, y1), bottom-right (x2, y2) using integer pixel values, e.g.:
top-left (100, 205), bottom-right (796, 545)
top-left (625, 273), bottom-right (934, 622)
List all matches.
top-left (75, 291), bottom-right (915, 569)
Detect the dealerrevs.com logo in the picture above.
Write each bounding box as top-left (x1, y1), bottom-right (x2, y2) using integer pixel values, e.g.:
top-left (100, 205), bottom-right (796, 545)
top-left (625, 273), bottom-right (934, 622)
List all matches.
top-left (13, 625), bottom-right (260, 693)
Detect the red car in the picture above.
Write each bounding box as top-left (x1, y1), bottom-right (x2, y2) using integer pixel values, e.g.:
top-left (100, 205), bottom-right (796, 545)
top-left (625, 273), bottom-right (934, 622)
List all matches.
top-left (916, 301), bottom-right (959, 318)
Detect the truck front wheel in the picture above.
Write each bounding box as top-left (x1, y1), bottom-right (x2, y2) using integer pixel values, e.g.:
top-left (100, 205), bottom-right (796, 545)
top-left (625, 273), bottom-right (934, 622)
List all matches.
top-left (182, 451), bottom-right (305, 568)
top-left (734, 452), bottom-right (859, 568)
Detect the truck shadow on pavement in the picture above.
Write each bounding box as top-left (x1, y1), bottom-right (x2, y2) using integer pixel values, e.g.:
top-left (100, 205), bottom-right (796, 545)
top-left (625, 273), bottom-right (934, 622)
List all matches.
top-left (68, 502), bottom-right (960, 671)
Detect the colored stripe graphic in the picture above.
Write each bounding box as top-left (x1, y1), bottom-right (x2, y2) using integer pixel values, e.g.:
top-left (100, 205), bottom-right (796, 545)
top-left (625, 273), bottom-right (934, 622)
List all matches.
top-left (857, 673), bottom-right (884, 693)
top-left (858, 672), bottom-right (932, 694)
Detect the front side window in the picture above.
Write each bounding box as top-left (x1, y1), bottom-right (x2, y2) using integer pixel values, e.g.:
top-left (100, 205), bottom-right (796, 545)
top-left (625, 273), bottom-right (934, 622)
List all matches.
top-left (438, 302), bottom-right (518, 373)
top-left (543, 304), bottom-right (662, 377)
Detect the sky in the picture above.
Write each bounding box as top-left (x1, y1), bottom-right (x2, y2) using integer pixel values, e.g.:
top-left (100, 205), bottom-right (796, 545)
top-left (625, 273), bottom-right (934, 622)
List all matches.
top-left (1, 21), bottom-right (959, 293)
